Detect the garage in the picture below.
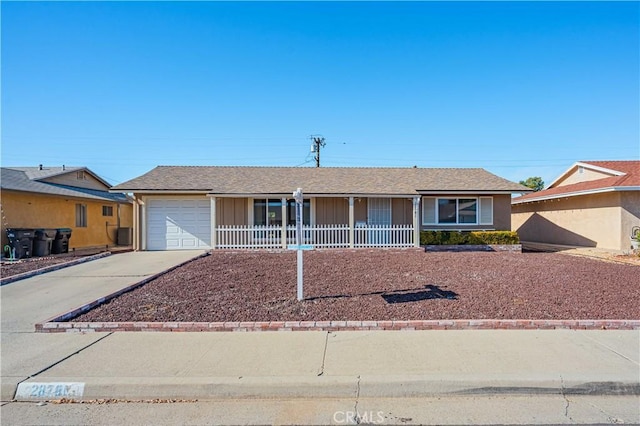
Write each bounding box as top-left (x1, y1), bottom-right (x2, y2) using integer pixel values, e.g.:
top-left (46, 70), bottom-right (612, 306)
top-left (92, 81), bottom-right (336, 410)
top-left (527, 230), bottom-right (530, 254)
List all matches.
top-left (147, 198), bottom-right (211, 250)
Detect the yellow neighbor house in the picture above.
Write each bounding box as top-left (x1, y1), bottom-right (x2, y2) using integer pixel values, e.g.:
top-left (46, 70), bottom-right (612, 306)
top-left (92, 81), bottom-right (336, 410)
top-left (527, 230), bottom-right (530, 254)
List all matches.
top-left (1, 166), bottom-right (133, 253)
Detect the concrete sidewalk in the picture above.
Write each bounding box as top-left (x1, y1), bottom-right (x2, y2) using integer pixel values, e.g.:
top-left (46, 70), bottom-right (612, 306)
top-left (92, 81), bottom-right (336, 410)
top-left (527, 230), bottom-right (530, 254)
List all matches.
top-left (8, 330), bottom-right (639, 402)
top-left (1, 250), bottom-right (638, 410)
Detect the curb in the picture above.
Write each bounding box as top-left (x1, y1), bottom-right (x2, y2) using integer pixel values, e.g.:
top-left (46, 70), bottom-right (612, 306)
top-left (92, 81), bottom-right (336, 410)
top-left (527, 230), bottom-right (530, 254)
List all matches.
top-left (37, 318), bottom-right (640, 333)
top-left (11, 375), bottom-right (640, 402)
top-left (1, 252), bottom-right (112, 286)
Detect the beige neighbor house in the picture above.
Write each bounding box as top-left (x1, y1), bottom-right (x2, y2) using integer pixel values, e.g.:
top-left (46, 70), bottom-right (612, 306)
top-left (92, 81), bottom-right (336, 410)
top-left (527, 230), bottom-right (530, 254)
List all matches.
top-left (512, 160), bottom-right (640, 251)
top-left (112, 166), bottom-right (529, 251)
top-left (1, 166), bottom-right (133, 252)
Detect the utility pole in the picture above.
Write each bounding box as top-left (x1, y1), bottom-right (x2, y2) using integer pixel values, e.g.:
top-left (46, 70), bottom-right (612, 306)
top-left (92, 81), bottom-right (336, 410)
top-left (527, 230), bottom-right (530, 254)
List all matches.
top-left (310, 136), bottom-right (326, 167)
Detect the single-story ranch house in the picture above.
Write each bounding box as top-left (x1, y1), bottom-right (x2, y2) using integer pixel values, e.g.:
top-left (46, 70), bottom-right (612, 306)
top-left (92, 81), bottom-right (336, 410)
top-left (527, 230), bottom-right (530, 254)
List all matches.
top-left (111, 166), bottom-right (530, 251)
top-left (512, 160), bottom-right (640, 251)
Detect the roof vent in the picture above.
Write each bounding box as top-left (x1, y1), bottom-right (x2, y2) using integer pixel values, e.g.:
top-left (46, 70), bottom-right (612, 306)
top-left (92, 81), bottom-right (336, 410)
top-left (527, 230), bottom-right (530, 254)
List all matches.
top-left (39, 164), bottom-right (43, 170)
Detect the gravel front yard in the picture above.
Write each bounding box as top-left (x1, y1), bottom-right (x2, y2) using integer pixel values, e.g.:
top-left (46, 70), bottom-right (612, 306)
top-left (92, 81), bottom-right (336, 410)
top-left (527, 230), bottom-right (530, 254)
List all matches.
top-left (72, 250), bottom-right (640, 322)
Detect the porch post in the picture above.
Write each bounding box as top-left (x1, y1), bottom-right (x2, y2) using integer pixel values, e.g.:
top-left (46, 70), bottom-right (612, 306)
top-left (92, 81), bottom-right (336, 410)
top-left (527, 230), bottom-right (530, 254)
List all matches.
top-left (349, 197), bottom-right (355, 248)
top-left (281, 197), bottom-right (287, 248)
top-left (210, 196), bottom-right (217, 249)
top-left (413, 197), bottom-right (420, 247)
top-left (140, 196), bottom-right (147, 251)
top-left (132, 195), bottom-right (139, 251)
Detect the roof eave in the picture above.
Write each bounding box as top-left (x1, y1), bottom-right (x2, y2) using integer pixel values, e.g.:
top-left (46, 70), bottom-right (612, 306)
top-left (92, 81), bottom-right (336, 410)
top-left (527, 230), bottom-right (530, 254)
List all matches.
top-left (418, 190), bottom-right (529, 195)
top-left (1, 187), bottom-right (130, 203)
top-left (113, 189), bottom-right (212, 194)
top-left (512, 186), bottom-right (640, 205)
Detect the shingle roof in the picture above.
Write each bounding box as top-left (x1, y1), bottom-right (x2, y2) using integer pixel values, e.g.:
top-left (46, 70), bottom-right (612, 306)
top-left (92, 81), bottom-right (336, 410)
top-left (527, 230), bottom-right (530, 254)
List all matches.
top-left (7, 166), bottom-right (114, 188)
top-left (1, 167), bottom-right (130, 203)
top-left (111, 166), bottom-right (529, 195)
top-left (512, 160), bottom-right (640, 204)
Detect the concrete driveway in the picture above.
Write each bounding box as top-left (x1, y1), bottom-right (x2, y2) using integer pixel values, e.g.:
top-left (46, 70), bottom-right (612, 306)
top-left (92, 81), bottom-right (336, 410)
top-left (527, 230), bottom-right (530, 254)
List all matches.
top-left (0, 250), bottom-right (208, 400)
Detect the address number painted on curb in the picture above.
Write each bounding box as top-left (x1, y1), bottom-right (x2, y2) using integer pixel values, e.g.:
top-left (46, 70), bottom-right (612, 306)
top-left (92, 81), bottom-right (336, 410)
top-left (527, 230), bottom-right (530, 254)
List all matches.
top-left (16, 382), bottom-right (85, 399)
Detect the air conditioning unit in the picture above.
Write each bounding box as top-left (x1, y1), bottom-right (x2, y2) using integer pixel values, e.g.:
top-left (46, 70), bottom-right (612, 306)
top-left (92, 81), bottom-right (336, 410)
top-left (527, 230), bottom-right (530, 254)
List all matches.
top-left (117, 227), bottom-right (133, 246)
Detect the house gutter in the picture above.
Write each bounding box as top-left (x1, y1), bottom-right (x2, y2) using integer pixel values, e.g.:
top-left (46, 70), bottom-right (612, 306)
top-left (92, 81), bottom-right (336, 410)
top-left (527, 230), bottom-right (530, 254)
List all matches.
top-left (206, 193), bottom-right (420, 199)
top-left (108, 190), bottom-right (211, 195)
top-left (418, 190), bottom-right (526, 195)
top-left (511, 186), bottom-right (640, 205)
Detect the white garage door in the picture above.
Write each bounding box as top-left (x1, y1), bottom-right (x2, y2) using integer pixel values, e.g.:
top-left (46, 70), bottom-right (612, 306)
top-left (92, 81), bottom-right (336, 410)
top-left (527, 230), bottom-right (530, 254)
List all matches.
top-left (147, 198), bottom-right (211, 250)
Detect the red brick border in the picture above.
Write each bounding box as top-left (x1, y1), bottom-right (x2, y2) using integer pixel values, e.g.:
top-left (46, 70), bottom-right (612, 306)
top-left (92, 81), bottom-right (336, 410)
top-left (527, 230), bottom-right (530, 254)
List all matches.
top-left (36, 319), bottom-right (640, 333)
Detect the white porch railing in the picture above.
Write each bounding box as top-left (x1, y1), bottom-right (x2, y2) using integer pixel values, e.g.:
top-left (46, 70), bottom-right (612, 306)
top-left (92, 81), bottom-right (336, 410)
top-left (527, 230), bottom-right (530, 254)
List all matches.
top-left (354, 224), bottom-right (414, 248)
top-left (286, 224), bottom-right (350, 249)
top-left (215, 224), bottom-right (414, 249)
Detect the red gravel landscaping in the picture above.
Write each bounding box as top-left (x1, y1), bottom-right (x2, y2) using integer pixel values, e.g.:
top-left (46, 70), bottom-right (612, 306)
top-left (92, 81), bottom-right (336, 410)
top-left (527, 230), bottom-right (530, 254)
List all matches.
top-left (71, 250), bottom-right (640, 323)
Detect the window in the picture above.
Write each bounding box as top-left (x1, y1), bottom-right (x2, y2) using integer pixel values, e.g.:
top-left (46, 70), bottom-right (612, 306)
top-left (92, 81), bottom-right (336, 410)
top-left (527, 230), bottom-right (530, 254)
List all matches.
top-left (437, 199), bottom-right (458, 223)
top-left (75, 204), bottom-right (87, 227)
top-left (253, 199), bottom-right (310, 226)
top-left (422, 197), bottom-right (493, 225)
top-left (285, 199), bottom-right (310, 225)
top-left (76, 170), bottom-right (86, 180)
top-left (102, 205), bottom-right (113, 217)
top-left (253, 199), bottom-right (282, 226)
top-left (458, 199), bottom-right (477, 223)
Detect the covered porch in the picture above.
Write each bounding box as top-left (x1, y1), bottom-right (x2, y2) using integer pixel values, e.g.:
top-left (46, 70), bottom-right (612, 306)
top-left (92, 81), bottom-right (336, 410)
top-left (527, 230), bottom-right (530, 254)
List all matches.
top-left (210, 195), bottom-right (421, 249)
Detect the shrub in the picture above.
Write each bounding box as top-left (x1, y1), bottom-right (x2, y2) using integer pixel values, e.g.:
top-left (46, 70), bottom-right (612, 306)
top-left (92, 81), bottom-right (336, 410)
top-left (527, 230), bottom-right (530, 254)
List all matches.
top-left (420, 230), bottom-right (519, 245)
top-left (470, 231), bottom-right (520, 245)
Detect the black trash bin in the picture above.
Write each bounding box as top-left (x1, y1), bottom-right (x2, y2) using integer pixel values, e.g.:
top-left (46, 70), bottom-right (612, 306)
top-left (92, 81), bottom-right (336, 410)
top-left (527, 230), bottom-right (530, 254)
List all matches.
top-left (5, 228), bottom-right (35, 259)
top-left (33, 229), bottom-right (57, 257)
top-left (52, 228), bottom-right (72, 254)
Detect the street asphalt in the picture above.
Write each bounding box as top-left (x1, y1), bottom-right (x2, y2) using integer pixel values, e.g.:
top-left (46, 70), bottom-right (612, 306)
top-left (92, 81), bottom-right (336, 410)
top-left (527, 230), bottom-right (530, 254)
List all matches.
top-left (1, 250), bottom-right (638, 424)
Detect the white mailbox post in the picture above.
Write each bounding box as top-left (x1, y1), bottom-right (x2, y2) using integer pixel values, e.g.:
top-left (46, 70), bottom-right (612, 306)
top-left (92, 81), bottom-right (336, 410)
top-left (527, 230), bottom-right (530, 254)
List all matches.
top-left (293, 188), bottom-right (304, 301)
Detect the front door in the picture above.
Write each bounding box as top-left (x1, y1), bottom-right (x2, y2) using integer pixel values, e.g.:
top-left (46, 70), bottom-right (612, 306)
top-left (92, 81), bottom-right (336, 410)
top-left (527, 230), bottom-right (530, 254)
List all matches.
top-left (368, 198), bottom-right (391, 244)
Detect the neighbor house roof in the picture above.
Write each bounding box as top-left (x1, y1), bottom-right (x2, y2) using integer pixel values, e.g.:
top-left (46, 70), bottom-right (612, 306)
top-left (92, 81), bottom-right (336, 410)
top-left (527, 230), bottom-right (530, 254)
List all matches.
top-left (1, 167), bottom-right (130, 203)
top-left (512, 160), bottom-right (640, 205)
top-left (111, 166), bottom-right (530, 196)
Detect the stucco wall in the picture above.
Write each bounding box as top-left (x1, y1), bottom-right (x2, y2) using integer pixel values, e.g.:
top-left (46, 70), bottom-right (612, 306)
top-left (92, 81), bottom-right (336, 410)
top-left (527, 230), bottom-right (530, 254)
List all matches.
top-left (620, 191), bottom-right (640, 250)
top-left (554, 167), bottom-right (612, 187)
top-left (493, 194), bottom-right (512, 230)
top-left (42, 171), bottom-right (109, 191)
top-left (1, 190), bottom-right (133, 251)
top-left (512, 192), bottom-right (623, 250)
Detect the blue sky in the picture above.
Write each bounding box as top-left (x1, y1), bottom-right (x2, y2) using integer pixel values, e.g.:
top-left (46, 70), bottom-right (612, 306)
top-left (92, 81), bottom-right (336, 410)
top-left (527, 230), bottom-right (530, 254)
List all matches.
top-left (2, 1), bottom-right (639, 187)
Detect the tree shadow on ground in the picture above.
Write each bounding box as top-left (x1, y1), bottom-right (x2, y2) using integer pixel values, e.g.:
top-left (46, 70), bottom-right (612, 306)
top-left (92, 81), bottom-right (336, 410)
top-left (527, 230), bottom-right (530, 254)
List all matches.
top-left (305, 284), bottom-right (457, 304)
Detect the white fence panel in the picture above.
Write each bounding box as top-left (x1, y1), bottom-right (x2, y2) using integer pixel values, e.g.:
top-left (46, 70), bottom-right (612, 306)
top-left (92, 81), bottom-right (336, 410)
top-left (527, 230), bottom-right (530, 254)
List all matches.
top-left (355, 224), bottom-right (414, 248)
top-left (217, 225), bottom-right (282, 249)
top-left (216, 224), bottom-right (413, 249)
